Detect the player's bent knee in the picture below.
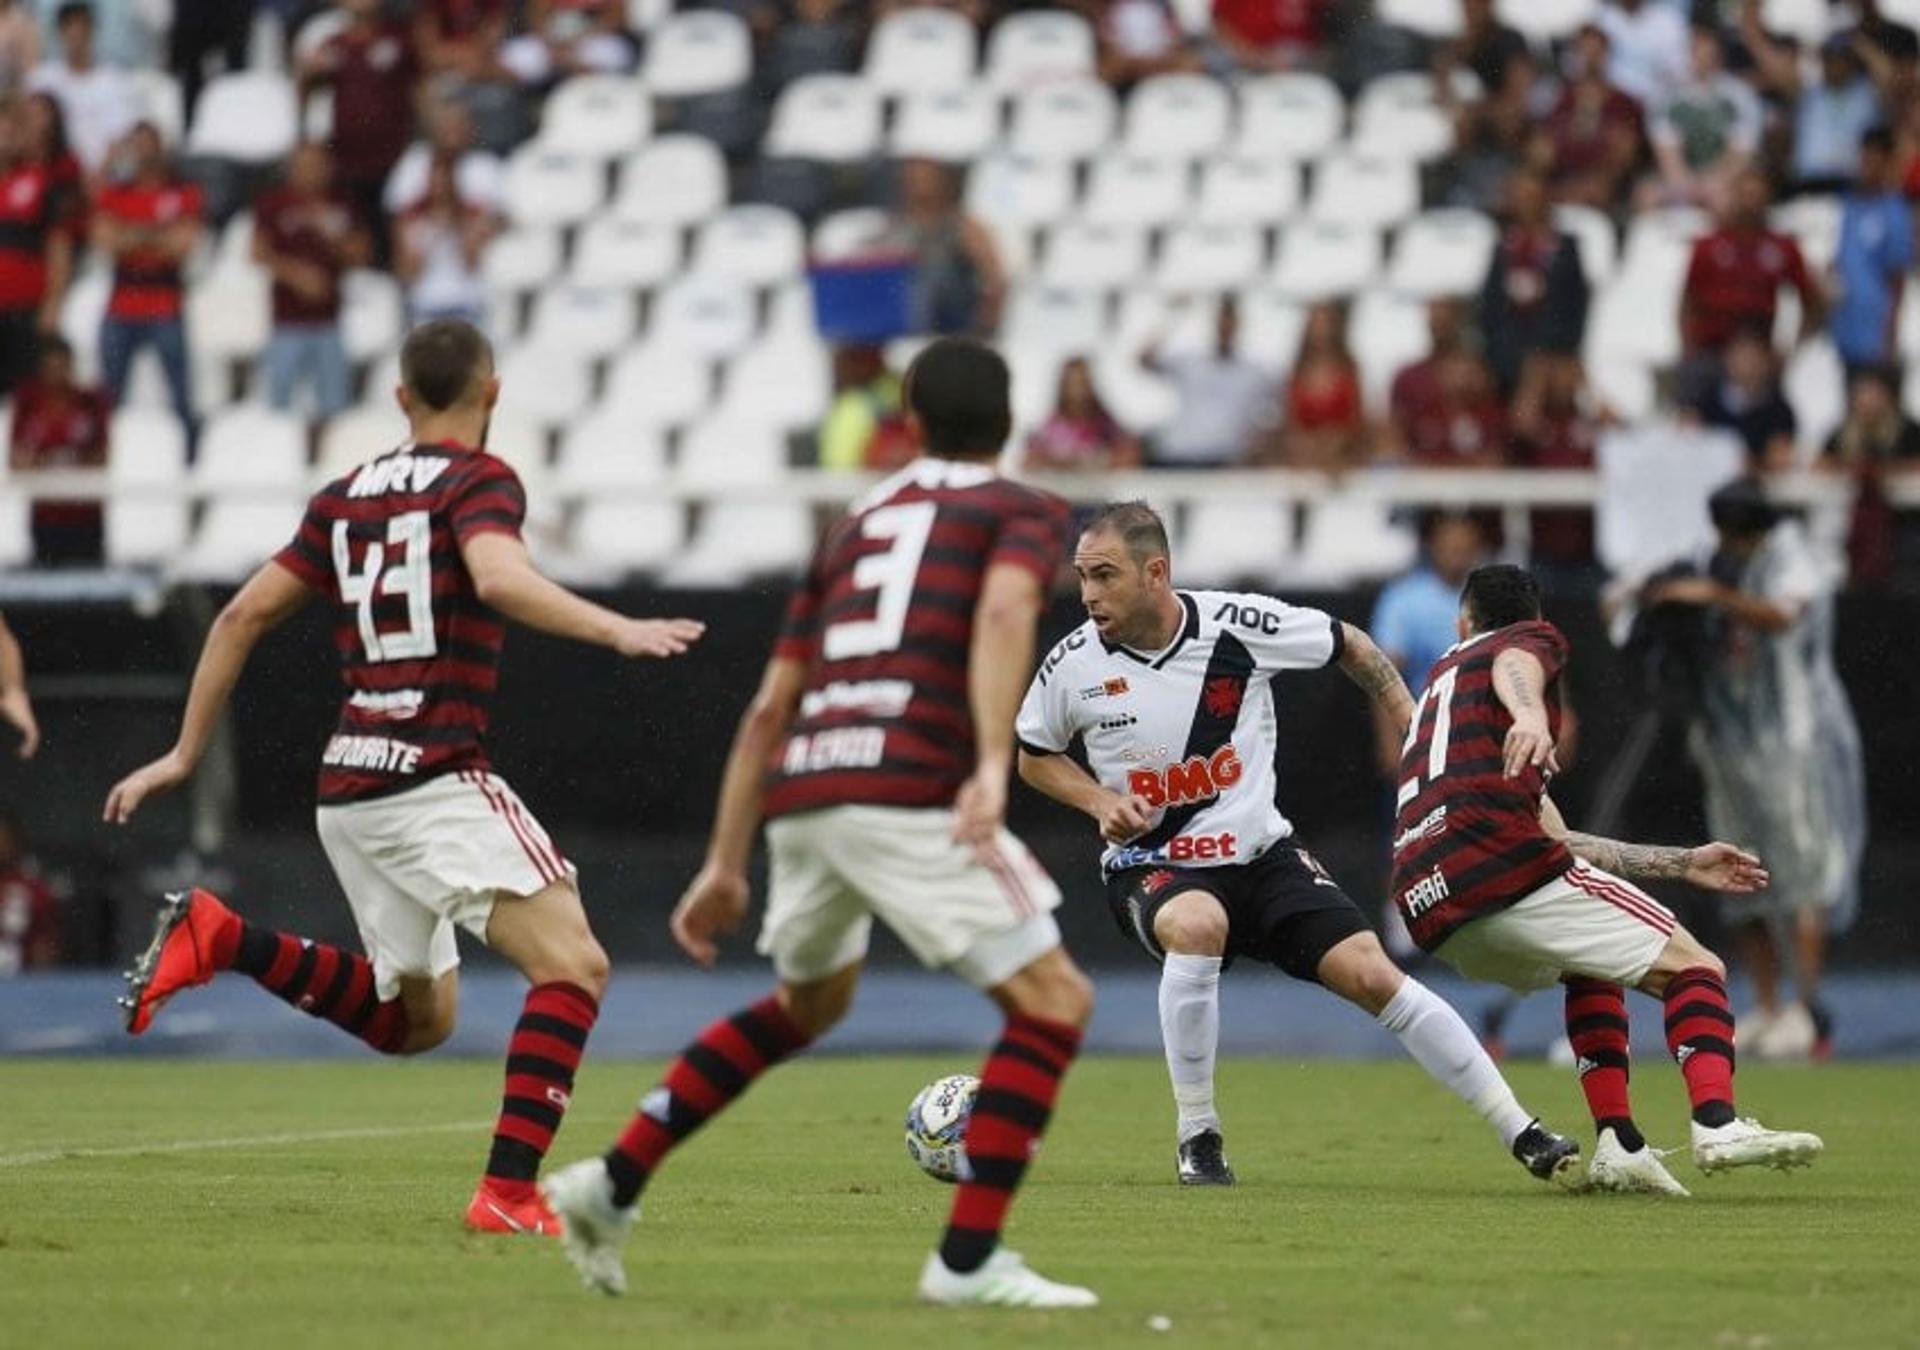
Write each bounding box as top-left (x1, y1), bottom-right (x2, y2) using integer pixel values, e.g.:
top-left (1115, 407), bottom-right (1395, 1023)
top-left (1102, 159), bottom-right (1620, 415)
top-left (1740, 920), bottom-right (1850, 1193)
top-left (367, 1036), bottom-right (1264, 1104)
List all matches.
top-left (1153, 891), bottom-right (1229, 957)
top-left (778, 964), bottom-right (859, 1037)
top-left (1643, 928), bottom-right (1725, 993)
top-left (1318, 933), bottom-right (1405, 1013)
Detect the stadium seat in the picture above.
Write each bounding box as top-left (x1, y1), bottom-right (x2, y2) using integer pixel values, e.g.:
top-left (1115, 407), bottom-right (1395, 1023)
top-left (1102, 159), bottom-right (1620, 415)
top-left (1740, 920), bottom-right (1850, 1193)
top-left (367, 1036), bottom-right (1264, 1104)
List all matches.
top-left (765, 75), bottom-right (883, 162)
top-left (1271, 222), bottom-right (1383, 300)
top-left (57, 266), bottom-right (109, 381)
top-left (890, 87), bottom-right (1000, 162)
top-left (503, 146), bottom-right (605, 228)
top-left (291, 7), bottom-right (349, 64)
top-left (0, 492), bottom-right (25, 571)
top-left (187, 264), bottom-right (272, 365)
top-left (195, 407), bottom-right (308, 488)
top-left (1089, 347), bottom-right (1178, 433)
top-left (537, 74), bottom-right (652, 161)
top-left (1196, 156), bottom-right (1301, 227)
top-left (1233, 291), bottom-right (1307, 372)
top-left (693, 205), bottom-right (807, 287)
top-left (675, 417), bottom-right (791, 487)
top-left (763, 281), bottom-right (826, 346)
top-left (600, 344), bottom-right (714, 429)
top-left (497, 345), bottom-right (596, 430)
top-left (1618, 206), bottom-right (1709, 287)
top-left (569, 496), bottom-right (687, 579)
top-left (340, 270), bottom-right (403, 365)
top-left (556, 415), bottom-right (669, 492)
top-left (625, 0), bottom-right (672, 31)
top-left (647, 275), bottom-right (758, 359)
top-left (1554, 203), bottom-right (1618, 285)
top-left (179, 498), bottom-right (307, 581)
top-left (666, 502), bottom-right (816, 585)
top-left (1595, 424), bottom-right (1745, 576)
top-left (1784, 337), bottom-right (1845, 459)
top-left (527, 285), bottom-right (639, 359)
top-left (211, 209), bottom-right (256, 278)
top-left (1124, 74), bottom-right (1233, 160)
top-left (1350, 288), bottom-right (1431, 409)
top-left (643, 10), bottom-right (752, 98)
top-left (864, 8), bottom-right (978, 95)
top-left (1308, 155), bottom-right (1420, 229)
top-left (1291, 494), bottom-right (1419, 587)
top-left (811, 207), bottom-right (892, 261)
top-left (1236, 73), bottom-right (1344, 160)
top-left (104, 409), bottom-right (191, 567)
top-left (186, 72), bottom-right (298, 163)
top-left (1585, 276), bottom-right (1682, 368)
top-left (1387, 208), bottom-right (1499, 299)
top-left (1040, 222), bottom-right (1149, 290)
top-left (316, 403), bottom-right (409, 480)
top-left (982, 219), bottom-right (1036, 279)
top-left (1157, 224), bottom-right (1265, 292)
top-left (1082, 153), bottom-right (1189, 226)
top-left (1004, 344), bottom-right (1065, 426)
top-left (1772, 195), bottom-right (1841, 273)
top-left (984, 11), bottom-right (1096, 91)
top-left (1496, 0), bottom-right (1596, 44)
top-left (720, 339), bottom-right (833, 431)
top-left (1177, 500), bottom-right (1295, 587)
top-left (483, 226), bottom-right (564, 296)
top-left (134, 70), bottom-right (185, 149)
top-left (570, 218), bottom-right (681, 289)
top-left (1008, 78), bottom-right (1119, 163)
top-left (964, 154), bottom-right (1076, 229)
top-left (1586, 355), bottom-right (1656, 422)
top-left (1351, 73), bottom-right (1457, 163)
top-left (1002, 285), bottom-right (1106, 354)
top-left (1761, 0), bottom-right (1832, 45)
top-left (1376, 0), bottom-right (1463, 39)
top-left (611, 136), bottom-right (728, 227)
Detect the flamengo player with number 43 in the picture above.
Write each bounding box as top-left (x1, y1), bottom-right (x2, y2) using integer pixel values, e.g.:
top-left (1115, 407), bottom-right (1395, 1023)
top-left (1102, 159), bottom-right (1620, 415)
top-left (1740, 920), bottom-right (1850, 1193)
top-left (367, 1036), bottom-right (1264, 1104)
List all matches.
top-left (102, 320), bottom-right (706, 1235)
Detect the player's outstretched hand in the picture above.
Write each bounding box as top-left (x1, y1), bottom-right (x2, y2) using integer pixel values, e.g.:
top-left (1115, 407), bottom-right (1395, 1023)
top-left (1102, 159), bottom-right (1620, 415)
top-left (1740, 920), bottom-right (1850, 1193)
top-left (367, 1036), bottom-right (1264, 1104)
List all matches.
top-left (1097, 792), bottom-right (1155, 844)
top-left (1684, 842), bottom-right (1770, 894)
top-left (952, 765), bottom-right (1008, 856)
top-left (670, 865), bottom-right (749, 967)
top-left (1502, 719), bottom-right (1559, 779)
top-left (615, 618), bottom-right (707, 659)
top-left (0, 685), bottom-right (38, 759)
top-left (103, 751), bottom-right (192, 824)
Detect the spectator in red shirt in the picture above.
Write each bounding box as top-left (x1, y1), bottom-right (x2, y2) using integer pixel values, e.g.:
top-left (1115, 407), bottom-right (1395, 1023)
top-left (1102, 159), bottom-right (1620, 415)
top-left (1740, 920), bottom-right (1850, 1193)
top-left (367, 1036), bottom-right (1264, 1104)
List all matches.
top-left (1681, 169), bottom-right (1825, 391)
top-left (254, 143), bottom-right (370, 423)
top-left (0, 810), bottom-right (59, 974)
top-left (8, 333), bottom-right (109, 566)
top-left (92, 122), bottom-right (202, 438)
top-left (1389, 297), bottom-right (1468, 437)
top-left (1511, 353), bottom-right (1603, 573)
top-left (1211, 0), bottom-right (1333, 72)
top-left (23, 93), bottom-right (83, 239)
top-left (1390, 345), bottom-right (1508, 468)
top-left (1532, 24), bottom-right (1644, 211)
top-left (415, 0), bottom-right (525, 152)
top-left (1275, 299), bottom-right (1370, 469)
top-left (298, 0), bottom-right (417, 261)
top-left (0, 100), bottom-right (73, 397)
top-left (1477, 169), bottom-right (1590, 397)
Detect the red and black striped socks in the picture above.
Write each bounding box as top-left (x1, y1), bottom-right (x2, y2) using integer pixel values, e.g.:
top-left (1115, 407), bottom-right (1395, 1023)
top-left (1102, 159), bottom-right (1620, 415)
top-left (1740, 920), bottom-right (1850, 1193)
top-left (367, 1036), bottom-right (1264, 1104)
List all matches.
top-left (230, 923), bottom-right (409, 1054)
top-left (938, 1012), bottom-right (1082, 1275)
top-left (603, 995), bottom-right (811, 1208)
top-left (1565, 977), bottom-right (1642, 1149)
top-left (485, 982), bottom-right (600, 1197)
top-left (1664, 966), bottom-right (1737, 1128)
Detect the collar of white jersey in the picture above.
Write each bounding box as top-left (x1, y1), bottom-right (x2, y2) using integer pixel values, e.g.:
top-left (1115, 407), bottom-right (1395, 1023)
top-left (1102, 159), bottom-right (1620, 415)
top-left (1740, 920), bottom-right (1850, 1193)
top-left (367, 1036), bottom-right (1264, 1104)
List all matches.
top-left (1101, 592), bottom-right (1201, 669)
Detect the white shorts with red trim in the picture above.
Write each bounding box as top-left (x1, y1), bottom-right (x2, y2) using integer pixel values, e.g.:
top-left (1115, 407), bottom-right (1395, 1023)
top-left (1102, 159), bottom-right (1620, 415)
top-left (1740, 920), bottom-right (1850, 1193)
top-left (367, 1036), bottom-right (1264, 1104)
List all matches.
top-left (315, 770), bottom-right (576, 999)
top-left (1433, 860), bottom-right (1677, 994)
top-left (762, 805), bottom-right (1062, 989)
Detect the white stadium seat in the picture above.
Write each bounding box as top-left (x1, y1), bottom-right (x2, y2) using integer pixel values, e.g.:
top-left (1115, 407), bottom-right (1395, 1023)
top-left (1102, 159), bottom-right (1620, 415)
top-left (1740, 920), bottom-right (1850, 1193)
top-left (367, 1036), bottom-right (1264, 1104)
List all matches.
top-left (1350, 288), bottom-right (1431, 409)
top-left (527, 285), bottom-right (638, 359)
top-left (186, 72), bottom-right (298, 163)
top-left (180, 499), bottom-right (307, 581)
top-left (1585, 275), bottom-right (1683, 368)
top-left (1237, 73), bottom-right (1344, 160)
top-left (483, 226), bottom-right (563, 295)
top-left (1376, 0), bottom-right (1462, 40)
top-left (1596, 424), bottom-right (1746, 576)
top-left (1554, 204), bottom-right (1618, 285)
top-left (693, 205), bottom-right (807, 287)
top-left (571, 219), bottom-right (682, 289)
top-left (1772, 195), bottom-right (1842, 273)
top-left (666, 502), bottom-right (816, 586)
top-left (1008, 78), bottom-right (1118, 163)
top-left (1233, 292), bottom-right (1307, 372)
top-left (611, 136), bottom-right (728, 226)
top-left (1496, 0), bottom-right (1597, 44)
top-left (1291, 496), bottom-right (1419, 587)
top-left (720, 339), bottom-right (833, 431)
top-left (964, 154), bottom-right (1076, 229)
top-left (1351, 73), bottom-right (1457, 163)
top-left (891, 87), bottom-right (999, 161)
top-left (1196, 156), bottom-right (1301, 227)
top-left (340, 269), bottom-right (403, 364)
top-left (1388, 208), bottom-right (1499, 299)
top-left (1040, 222), bottom-right (1149, 290)
top-left (1124, 74), bottom-right (1232, 160)
top-left (811, 208), bottom-right (893, 262)
top-left (984, 11), bottom-right (1096, 91)
top-left (676, 418), bottom-right (791, 488)
top-left (187, 264), bottom-right (271, 364)
top-left (316, 404), bottom-right (410, 480)
top-left (556, 417), bottom-right (669, 492)
top-left (644, 10), bottom-right (751, 97)
top-left (538, 74), bottom-right (652, 160)
top-left (195, 407), bottom-right (308, 489)
top-left (648, 275), bottom-right (758, 359)
top-left (1178, 501), bottom-right (1295, 587)
top-left (1090, 347), bottom-right (1178, 433)
top-left (1002, 285), bottom-right (1106, 355)
top-left (1272, 222), bottom-right (1382, 300)
top-left (1761, 0), bottom-right (1832, 45)
top-left (0, 460), bottom-right (26, 569)
top-left (1784, 337), bottom-right (1845, 460)
top-left (1308, 154), bottom-right (1420, 229)
top-left (601, 344), bottom-right (714, 429)
top-left (503, 146), bottom-right (605, 228)
top-left (1083, 153), bottom-right (1189, 226)
top-left (864, 8), bottom-right (978, 95)
top-left (1587, 355), bottom-right (1656, 422)
top-left (497, 345), bottom-right (595, 429)
top-left (1157, 224), bottom-right (1265, 292)
top-left (766, 74), bottom-right (883, 162)
top-left (105, 409), bottom-right (191, 567)
top-left (134, 69), bottom-right (185, 149)
top-left (571, 498), bottom-right (687, 579)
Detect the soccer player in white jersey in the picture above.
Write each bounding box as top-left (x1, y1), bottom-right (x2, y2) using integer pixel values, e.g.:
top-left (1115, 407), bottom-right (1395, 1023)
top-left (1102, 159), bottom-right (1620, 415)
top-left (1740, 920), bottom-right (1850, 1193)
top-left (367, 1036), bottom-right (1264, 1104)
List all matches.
top-left (1016, 501), bottom-right (1578, 1187)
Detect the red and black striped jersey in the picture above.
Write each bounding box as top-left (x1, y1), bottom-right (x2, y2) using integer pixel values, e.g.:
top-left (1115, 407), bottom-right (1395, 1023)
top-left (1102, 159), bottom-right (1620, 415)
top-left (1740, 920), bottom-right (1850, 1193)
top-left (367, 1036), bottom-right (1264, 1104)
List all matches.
top-left (1388, 620), bottom-right (1576, 950)
top-left (272, 440), bottom-right (525, 805)
top-left (762, 459), bottom-right (1071, 819)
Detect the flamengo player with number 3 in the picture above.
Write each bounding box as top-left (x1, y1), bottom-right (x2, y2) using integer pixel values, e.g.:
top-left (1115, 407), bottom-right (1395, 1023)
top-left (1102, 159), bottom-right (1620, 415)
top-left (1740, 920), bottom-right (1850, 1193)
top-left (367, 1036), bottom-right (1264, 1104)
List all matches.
top-left (102, 320), bottom-right (705, 1235)
top-left (1391, 565), bottom-right (1822, 1195)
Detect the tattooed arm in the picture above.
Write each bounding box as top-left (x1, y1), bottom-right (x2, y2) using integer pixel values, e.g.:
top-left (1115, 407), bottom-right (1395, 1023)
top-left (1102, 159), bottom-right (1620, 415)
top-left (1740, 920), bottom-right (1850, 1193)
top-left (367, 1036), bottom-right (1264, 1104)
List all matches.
top-left (1490, 647), bottom-right (1559, 779)
top-left (1539, 797), bottom-right (1770, 893)
top-left (1336, 623), bottom-right (1415, 739)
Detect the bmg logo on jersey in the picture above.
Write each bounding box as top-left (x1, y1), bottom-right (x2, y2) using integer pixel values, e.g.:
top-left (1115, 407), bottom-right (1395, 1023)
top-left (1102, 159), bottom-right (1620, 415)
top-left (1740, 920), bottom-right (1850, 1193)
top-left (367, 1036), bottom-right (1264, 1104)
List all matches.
top-left (1126, 745), bottom-right (1243, 807)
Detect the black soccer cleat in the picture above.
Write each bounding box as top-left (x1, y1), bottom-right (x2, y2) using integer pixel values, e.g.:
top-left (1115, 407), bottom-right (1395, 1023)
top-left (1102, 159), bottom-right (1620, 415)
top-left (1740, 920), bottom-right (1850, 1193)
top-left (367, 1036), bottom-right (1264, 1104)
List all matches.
top-left (1176, 1130), bottom-right (1236, 1187)
top-left (1512, 1119), bottom-right (1581, 1186)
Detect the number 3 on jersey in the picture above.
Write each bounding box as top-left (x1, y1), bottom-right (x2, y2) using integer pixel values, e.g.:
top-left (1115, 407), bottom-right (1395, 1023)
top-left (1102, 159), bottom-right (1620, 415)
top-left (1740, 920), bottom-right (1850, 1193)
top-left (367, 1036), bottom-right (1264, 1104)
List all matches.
top-left (821, 501), bottom-right (938, 660)
top-left (1395, 665), bottom-right (1458, 809)
top-left (333, 511), bottom-right (436, 663)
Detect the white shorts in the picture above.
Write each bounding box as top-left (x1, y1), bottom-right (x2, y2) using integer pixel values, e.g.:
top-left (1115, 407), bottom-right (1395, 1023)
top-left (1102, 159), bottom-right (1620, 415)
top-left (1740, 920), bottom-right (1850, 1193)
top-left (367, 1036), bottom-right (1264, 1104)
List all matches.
top-left (315, 769), bottom-right (576, 1000)
top-left (761, 804), bottom-right (1063, 989)
top-left (1433, 861), bottom-right (1676, 993)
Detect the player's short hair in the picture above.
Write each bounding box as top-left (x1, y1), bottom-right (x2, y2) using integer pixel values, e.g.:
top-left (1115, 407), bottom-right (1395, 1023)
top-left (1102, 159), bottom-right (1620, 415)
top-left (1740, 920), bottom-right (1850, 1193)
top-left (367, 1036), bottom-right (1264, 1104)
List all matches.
top-left (1082, 500), bottom-right (1170, 566)
top-left (400, 319), bottom-right (493, 412)
top-left (1460, 564), bottom-right (1542, 633)
top-left (903, 338), bottom-right (1011, 458)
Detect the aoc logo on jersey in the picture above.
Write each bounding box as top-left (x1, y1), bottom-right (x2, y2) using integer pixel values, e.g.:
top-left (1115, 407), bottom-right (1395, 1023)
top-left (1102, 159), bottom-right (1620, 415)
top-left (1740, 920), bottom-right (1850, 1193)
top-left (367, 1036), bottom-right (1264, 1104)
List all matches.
top-left (1127, 745), bottom-right (1243, 807)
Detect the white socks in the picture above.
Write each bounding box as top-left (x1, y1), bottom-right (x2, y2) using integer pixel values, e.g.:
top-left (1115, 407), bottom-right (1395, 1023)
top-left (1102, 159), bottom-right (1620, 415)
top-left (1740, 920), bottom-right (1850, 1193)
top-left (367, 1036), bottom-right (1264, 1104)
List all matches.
top-left (1376, 977), bottom-right (1533, 1148)
top-left (1159, 954), bottom-right (1224, 1143)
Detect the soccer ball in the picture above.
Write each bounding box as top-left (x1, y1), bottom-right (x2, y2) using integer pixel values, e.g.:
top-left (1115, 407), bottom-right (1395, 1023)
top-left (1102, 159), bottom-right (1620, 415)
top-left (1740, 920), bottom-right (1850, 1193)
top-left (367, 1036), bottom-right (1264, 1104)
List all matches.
top-left (904, 1073), bottom-right (978, 1183)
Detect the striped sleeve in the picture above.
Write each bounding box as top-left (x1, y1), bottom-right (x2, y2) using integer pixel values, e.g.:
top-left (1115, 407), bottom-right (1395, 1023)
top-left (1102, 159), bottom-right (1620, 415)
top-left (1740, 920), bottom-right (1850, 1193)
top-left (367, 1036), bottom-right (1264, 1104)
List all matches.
top-left (987, 491), bottom-right (1071, 586)
top-left (448, 459), bottom-right (526, 544)
top-left (272, 494), bottom-right (334, 593)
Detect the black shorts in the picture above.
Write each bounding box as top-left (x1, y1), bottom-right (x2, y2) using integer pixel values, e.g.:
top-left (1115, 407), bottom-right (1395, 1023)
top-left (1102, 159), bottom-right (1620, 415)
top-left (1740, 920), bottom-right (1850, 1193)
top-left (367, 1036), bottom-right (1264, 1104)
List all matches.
top-left (1104, 841), bottom-right (1371, 982)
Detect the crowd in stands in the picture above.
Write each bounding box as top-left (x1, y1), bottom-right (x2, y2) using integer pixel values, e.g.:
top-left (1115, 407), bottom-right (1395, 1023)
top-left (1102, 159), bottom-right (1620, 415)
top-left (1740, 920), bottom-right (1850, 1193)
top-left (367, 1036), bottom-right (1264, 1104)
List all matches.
top-left (0, 0), bottom-right (1918, 588)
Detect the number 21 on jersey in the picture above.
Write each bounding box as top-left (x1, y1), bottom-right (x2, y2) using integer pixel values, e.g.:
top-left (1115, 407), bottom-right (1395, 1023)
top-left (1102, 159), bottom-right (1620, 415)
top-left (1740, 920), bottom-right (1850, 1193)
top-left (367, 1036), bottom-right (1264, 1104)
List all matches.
top-left (1395, 665), bottom-right (1458, 810)
top-left (333, 511), bottom-right (436, 663)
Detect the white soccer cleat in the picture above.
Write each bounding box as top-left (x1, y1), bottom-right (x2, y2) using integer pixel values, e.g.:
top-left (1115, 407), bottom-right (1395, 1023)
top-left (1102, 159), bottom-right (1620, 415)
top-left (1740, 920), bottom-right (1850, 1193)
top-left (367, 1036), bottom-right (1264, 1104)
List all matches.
top-left (917, 1248), bottom-right (1099, 1309)
top-left (540, 1159), bottom-right (637, 1296)
top-left (1585, 1126), bottom-right (1691, 1196)
top-left (1691, 1117), bottom-right (1824, 1174)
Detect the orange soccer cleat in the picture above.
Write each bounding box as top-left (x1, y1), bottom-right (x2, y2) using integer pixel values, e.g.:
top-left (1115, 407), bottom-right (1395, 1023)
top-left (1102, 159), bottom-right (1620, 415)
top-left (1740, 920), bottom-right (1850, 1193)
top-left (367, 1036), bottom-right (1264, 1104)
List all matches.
top-left (119, 889), bottom-right (240, 1035)
top-left (464, 1181), bottom-right (562, 1237)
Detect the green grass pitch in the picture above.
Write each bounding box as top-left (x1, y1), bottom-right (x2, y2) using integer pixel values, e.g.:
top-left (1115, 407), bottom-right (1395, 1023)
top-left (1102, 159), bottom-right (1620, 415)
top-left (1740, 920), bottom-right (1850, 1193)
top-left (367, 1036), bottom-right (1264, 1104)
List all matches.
top-left (1, 1057), bottom-right (1915, 1349)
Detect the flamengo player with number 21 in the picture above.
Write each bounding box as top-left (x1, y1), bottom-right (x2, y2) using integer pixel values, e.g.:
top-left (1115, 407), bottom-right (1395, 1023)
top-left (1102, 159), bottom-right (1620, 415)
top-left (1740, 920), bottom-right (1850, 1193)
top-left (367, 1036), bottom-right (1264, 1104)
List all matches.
top-left (102, 321), bottom-right (706, 1236)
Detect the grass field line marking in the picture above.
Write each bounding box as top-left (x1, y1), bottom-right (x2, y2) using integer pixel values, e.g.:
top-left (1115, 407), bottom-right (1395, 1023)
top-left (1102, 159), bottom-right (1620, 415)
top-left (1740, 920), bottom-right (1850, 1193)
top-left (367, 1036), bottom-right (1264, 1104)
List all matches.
top-left (0, 1118), bottom-right (498, 1169)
